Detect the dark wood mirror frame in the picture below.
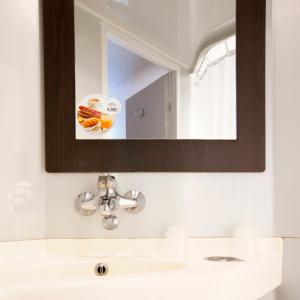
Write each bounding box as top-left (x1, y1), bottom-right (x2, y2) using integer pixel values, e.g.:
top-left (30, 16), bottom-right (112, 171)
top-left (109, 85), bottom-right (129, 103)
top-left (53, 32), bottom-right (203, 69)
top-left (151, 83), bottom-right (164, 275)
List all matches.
top-left (42, 0), bottom-right (266, 173)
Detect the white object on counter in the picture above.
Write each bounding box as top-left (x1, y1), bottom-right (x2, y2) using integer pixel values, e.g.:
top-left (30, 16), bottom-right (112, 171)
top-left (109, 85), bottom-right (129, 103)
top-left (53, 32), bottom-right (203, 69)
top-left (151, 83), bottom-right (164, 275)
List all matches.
top-left (233, 225), bottom-right (258, 258)
top-left (165, 225), bottom-right (188, 258)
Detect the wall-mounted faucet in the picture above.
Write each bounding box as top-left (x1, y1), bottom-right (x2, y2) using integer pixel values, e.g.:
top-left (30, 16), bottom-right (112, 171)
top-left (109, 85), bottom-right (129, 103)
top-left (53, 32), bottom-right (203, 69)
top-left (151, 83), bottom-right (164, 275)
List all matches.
top-left (75, 174), bottom-right (145, 230)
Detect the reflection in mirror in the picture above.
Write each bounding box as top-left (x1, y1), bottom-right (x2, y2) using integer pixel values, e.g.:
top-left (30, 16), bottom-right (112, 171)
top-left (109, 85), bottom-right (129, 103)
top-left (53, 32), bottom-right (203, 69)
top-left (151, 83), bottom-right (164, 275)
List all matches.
top-left (74, 0), bottom-right (236, 140)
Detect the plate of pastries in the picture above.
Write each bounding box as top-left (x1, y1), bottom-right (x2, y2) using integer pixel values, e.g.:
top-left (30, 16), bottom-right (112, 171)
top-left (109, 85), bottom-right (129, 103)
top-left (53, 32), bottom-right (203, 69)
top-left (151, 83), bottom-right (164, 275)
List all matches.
top-left (77, 98), bottom-right (114, 133)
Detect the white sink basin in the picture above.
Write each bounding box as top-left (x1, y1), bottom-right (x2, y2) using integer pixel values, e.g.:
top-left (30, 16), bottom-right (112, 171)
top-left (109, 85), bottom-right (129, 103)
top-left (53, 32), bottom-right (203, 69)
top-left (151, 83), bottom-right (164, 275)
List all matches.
top-left (0, 257), bottom-right (186, 286)
top-left (0, 238), bottom-right (282, 300)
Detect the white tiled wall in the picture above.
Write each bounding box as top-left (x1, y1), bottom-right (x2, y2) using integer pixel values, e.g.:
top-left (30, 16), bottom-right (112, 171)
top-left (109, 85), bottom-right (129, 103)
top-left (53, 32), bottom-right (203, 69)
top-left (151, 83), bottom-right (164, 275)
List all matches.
top-left (45, 172), bottom-right (274, 238)
top-left (0, 0), bottom-right (274, 244)
top-left (277, 239), bottom-right (300, 300)
top-left (260, 292), bottom-right (276, 300)
top-left (0, 0), bottom-right (44, 241)
top-left (0, 0), bottom-right (274, 242)
top-left (273, 0), bottom-right (300, 238)
top-left (44, 0), bottom-right (274, 240)
top-left (2, 0), bottom-right (300, 298)
top-left (0, 0), bottom-right (275, 239)
top-left (272, 0), bottom-right (300, 299)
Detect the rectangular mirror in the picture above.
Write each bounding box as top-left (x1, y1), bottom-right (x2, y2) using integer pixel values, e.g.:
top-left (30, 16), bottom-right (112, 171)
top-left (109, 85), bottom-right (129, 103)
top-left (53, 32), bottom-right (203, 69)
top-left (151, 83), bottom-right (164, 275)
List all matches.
top-left (43, 0), bottom-right (265, 172)
top-left (74, 0), bottom-right (236, 140)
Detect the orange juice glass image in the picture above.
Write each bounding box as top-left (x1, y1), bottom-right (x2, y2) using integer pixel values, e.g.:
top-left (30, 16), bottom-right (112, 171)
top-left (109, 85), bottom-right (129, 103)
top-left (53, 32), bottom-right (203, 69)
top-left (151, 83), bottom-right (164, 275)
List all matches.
top-left (101, 114), bottom-right (113, 130)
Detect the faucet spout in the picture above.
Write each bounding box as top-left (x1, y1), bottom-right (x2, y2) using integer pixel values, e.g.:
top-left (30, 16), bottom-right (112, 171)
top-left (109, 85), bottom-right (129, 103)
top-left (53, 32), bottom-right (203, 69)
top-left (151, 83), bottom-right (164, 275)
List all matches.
top-left (117, 195), bottom-right (138, 209)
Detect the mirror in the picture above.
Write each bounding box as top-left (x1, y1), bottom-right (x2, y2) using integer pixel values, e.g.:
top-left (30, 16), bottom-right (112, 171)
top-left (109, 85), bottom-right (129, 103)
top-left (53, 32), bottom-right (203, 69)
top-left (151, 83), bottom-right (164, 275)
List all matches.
top-left (74, 0), bottom-right (236, 140)
top-left (43, 0), bottom-right (265, 172)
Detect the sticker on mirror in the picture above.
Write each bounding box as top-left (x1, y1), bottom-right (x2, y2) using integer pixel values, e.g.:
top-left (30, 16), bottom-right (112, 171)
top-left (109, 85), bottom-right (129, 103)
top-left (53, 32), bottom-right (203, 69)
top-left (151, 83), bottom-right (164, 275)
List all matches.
top-left (76, 94), bottom-right (121, 135)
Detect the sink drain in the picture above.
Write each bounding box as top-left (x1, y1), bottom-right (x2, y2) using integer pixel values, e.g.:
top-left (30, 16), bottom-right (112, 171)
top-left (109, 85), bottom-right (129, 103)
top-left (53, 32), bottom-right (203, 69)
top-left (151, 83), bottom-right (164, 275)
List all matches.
top-left (204, 256), bottom-right (244, 262)
top-left (95, 263), bottom-right (108, 276)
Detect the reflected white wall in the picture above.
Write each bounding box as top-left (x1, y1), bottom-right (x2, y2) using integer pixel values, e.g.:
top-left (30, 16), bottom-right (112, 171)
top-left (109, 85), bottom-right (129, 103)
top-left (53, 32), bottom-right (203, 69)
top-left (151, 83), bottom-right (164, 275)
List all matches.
top-left (108, 40), bottom-right (169, 139)
top-left (75, 6), bottom-right (103, 140)
top-left (75, 2), bottom-right (237, 140)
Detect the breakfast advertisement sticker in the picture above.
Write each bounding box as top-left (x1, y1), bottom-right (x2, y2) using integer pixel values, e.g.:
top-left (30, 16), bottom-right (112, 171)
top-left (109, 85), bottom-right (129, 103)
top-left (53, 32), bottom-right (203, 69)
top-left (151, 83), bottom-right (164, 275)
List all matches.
top-left (76, 94), bottom-right (121, 136)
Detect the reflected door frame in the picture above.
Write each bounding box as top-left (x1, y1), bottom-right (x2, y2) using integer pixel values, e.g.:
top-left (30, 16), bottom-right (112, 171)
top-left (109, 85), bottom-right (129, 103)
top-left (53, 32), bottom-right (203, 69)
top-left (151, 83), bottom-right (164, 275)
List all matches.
top-left (96, 17), bottom-right (180, 139)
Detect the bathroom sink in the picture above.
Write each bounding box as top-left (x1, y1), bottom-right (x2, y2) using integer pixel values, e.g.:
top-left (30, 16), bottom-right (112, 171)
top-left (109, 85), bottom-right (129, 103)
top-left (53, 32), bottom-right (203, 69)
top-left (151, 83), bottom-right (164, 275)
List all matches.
top-left (1, 256), bottom-right (186, 287)
top-left (0, 238), bottom-right (282, 300)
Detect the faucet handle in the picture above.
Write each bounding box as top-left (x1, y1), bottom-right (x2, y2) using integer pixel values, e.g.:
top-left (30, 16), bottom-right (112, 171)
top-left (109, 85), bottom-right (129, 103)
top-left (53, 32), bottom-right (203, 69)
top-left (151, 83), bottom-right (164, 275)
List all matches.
top-left (97, 174), bottom-right (116, 190)
top-left (98, 174), bottom-right (117, 198)
top-left (98, 174), bottom-right (117, 190)
top-left (75, 192), bottom-right (97, 216)
top-left (107, 175), bottom-right (116, 189)
top-left (98, 174), bottom-right (109, 190)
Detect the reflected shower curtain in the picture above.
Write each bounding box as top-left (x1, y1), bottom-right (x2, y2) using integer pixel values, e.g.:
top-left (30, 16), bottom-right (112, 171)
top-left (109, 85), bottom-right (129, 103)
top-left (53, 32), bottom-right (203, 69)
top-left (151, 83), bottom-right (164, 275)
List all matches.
top-left (188, 55), bottom-right (236, 139)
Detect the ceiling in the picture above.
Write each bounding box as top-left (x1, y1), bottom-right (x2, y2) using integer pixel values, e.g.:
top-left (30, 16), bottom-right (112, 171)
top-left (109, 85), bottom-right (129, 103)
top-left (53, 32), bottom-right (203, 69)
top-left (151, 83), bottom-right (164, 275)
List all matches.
top-left (76, 0), bottom-right (235, 69)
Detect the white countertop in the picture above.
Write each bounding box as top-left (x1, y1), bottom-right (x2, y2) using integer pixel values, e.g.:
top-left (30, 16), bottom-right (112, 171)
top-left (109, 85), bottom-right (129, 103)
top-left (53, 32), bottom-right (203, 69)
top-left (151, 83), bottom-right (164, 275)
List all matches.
top-left (0, 238), bottom-right (282, 300)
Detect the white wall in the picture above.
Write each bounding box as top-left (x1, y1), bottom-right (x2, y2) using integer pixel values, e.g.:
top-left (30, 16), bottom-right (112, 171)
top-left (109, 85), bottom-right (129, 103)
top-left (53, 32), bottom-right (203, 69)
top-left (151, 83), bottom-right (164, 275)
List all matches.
top-left (44, 171), bottom-right (273, 239)
top-left (0, 0), bottom-right (274, 240)
top-left (44, 1), bottom-right (274, 240)
top-left (45, 0), bottom-right (275, 238)
top-left (272, 0), bottom-right (300, 299)
top-left (44, 1), bottom-right (275, 237)
top-left (0, 0), bottom-right (280, 298)
top-left (0, 0), bottom-right (44, 241)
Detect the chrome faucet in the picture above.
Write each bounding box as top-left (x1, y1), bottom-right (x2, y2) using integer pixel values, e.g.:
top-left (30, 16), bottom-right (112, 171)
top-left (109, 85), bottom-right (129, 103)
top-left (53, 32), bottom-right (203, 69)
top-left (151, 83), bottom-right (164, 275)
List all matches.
top-left (75, 174), bottom-right (145, 230)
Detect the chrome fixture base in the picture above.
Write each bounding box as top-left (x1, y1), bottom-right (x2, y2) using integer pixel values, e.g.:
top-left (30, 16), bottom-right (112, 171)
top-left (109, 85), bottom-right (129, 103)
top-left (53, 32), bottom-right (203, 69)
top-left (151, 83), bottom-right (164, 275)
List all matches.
top-left (75, 192), bottom-right (97, 216)
top-left (124, 191), bottom-right (145, 214)
top-left (75, 174), bottom-right (145, 230)
top-left (103, 215), bottom-right (119, 230)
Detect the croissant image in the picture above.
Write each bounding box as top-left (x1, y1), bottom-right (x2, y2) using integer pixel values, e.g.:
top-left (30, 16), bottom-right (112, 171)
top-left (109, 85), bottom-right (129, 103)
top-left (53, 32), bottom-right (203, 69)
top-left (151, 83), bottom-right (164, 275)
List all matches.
top-left (82, 117), bottom-right (99, 128)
